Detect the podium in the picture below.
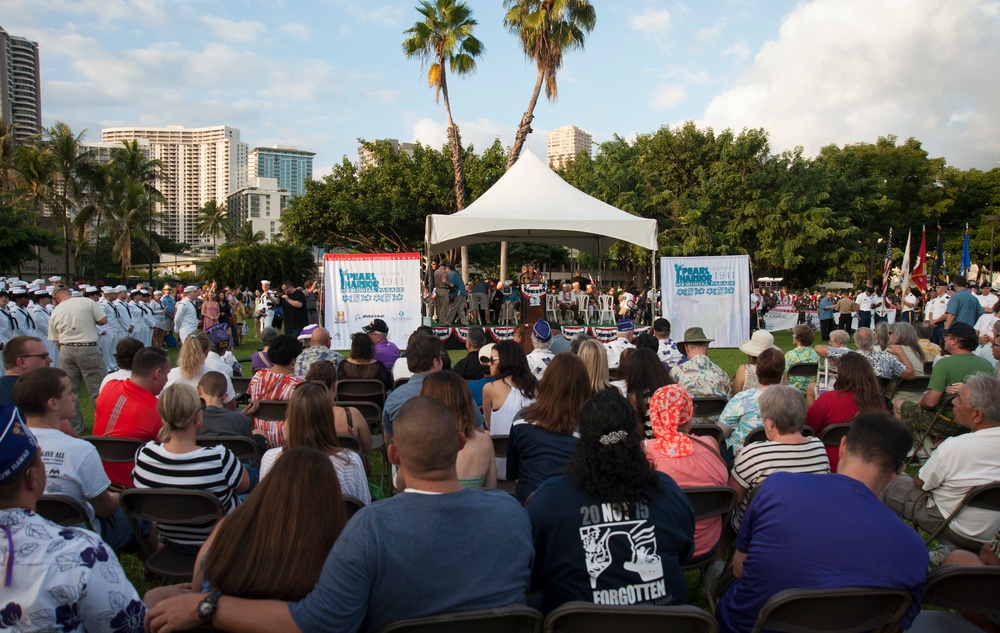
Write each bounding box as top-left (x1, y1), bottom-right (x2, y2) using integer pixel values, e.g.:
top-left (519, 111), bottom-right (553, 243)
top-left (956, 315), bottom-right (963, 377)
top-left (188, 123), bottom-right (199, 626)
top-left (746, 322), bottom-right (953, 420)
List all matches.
top-left (521, 283), bottom-right (547, 325)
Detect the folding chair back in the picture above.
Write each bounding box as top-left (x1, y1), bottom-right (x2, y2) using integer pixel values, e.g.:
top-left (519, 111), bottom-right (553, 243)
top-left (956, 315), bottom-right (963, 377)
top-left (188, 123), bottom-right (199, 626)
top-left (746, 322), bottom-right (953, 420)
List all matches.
top-left (819, 423), bottom-right (852, 448)
top-left (196, 436), bottom-right (261, 461)
top-left (921, 565), bottom-right (1000, 614)
top-left (786, 363), bottom-right (819, 378)
top-left (750, 586), bottom-right (912, 633)
top-left (743, 425), bottom-right (767, 447)
top-left (544, 602), bottom-right (716, 633)
top-left (394, 377), bottom-right (410, 390)
top-left (491, 435), bottom-right (516, 495)
top-left (118, 488), bottom-right (227, 581)
top-left (335, 400), bottom-right (388, 492)
top-left (83, 436), bottom-right (144, 463)
top-left (344, 495), bottom-right (366, 519)
top-left (545, 294), bottom-right (560, 324)
top-left (336, 379), bottom-right (387, 408)
top-left (691, 397), bottom-right (729, 419)
top-left (36, 494), bottom-right (95, 532)
top-left (893, 376), bottom-right (931, 394)
top-left (576, 294), bottom-right (590, 325)
top-left (682, 486), bottom-right (738, 522)
top-left (378, 605), bottom-right (543, 633)
top-left (597, 295), bottom-right (615, 325)
top-left (230, 376), bottom-right (252, 394)
top-left (337, 434), bottom-right (364, 454)
top-left (689, 424), bottom-right (724, 446)
top-left (924, 481), bottom-right (1000, 546)
top-left (254, 400), bottom-right (288, 421)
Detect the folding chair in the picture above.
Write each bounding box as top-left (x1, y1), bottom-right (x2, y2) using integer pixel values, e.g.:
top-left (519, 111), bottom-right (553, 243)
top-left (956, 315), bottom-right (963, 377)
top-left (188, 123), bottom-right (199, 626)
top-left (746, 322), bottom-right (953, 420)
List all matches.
top-left (343, 495), bottom-right (366, 519)
top-left (83, 436), bottom-right (144, 463)
top-left (544, 602), bottom-right (716, 633)
top-left (681, 487), bottom-right (738, 594)
top-left (545, 294), bottom-right (560, 324)
top-left (230, 375), bottom-right (252, 394)
top-left (36, 494), bottom-right (95, 532)
top-left (196, 436), bottom-right (261, 462)
top-left (907, 566), bottom-right (1000, 632)
top-left (885, 376), bottom-right (931, 402)
top-left (923, 482), bottom-right (1000, 548)
top-left (378, 604), bottom-right (543, 633)
top-left (337, 434), bottom-right (364, 454)
top-left (819, 423), bottom-right (852, 448)
top-left (119, 488), bottom-right (227, 581)
top-left (596, 295), bottom-right (615, 325)
top-left (254, 400), bottom-right (288, 422)
top-left (743, 425), bottom-right (767, 447)
top-left (336, 379), bottom-right (387, 409)
top-left (750, 586), bottom-right (912, 633)
top-left (786, 363), bottom-right (819, 379)
top-left (393, 377), bottom-right (410, 390)
top-left (907, 393), bottom-right (956, 466)
top-left (576, 294), bottom-right (590, 325)
top-left (689, 424), bottom-right (725, 447)
top-left (491, 434), bottom-right (517, 496)
top-left (691, 397), bottom-right (729, 420)
top-left (335, 401), bottom-right (389, 493)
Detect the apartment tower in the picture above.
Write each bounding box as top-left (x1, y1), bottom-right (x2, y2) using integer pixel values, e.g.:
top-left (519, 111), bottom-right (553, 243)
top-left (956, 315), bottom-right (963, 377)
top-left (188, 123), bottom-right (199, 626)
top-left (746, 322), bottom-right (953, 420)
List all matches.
top-left (546, 125), bottom-right (593, 170)
top-left (0, 26), bottom-right (42, 143)
top-left (248, 145), bottom-right (314, 199)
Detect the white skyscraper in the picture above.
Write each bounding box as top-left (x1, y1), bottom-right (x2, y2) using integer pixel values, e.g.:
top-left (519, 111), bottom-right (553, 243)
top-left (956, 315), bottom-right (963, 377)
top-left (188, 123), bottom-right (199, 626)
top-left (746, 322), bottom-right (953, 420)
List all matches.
top-left (101, 125), bottom-right (248, 245)
top-left (546, 125), bottom-right (593, 170)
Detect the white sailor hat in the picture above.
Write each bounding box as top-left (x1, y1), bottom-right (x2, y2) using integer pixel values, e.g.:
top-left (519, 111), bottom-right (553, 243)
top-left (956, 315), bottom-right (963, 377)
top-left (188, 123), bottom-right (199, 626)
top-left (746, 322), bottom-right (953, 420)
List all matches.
top-left (47, 276), bottom-right (61, 283)
top-left (113, 285), bottom-right (127, 293)
top-left (183, 285), bottom-right (198, 293)
top-left (10, 288), bottom-right (27, 296)
top-left (33, 289), bottom-right (48, 298)
top-left (71, 290), bottom-right (82, 297)
top-left (102, 286), bottom-right (114, 294)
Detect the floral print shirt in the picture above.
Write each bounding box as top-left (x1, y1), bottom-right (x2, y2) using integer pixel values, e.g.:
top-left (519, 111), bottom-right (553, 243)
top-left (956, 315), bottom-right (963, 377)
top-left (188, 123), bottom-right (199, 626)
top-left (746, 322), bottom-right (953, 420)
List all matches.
top-left (719, 388), bottom-right (763, 452)
top-left (0, 508), bottom-right (145, 633)
top-left (669, 354), bottom-right (732, 399)
top-left (785, 346), bottom-right (821, 394)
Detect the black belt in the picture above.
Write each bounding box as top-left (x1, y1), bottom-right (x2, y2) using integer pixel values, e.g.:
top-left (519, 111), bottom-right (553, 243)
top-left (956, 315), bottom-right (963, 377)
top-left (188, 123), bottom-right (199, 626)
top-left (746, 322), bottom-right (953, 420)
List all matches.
top-left (63, 342), bottom-right (97, 347)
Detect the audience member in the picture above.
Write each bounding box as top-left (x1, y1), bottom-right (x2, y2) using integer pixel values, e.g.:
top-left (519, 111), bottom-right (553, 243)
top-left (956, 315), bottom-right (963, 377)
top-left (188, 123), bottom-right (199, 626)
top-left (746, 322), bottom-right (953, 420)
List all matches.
top-left (604, 317), bottom-right (636, 370)
top-left (946, 276), bottom-right (984, 329)
top-left (383, 331), bottom-right (447, 442)
top-left (626, 348), bottom-right (673, 438)
top-left (784, 324), bottom-right (821, 395)
top-left (197, 371), bottom-right (257, 441)
top-left (166, 333), bottom-right (237, 407)
top-left (819, 327), bottom-right (914, 379)
top-left (576, 337), bottom-right (614, 394)
top-left (526, 318), bottom-right (555, 378)
top-left (338, 332), bottom-right (392, 392)
top-left (99, 336), bottom-right (144, 394)
top-left (305, 360), bottom-right (374, 452)
top-left (527, 391), bottom-right (695, 614)
top-left (45, 287), bottom-right (108, 433)
top-left (885, 321), bottom-right (928, 378)
top-left (244, 335), bottom-right (306, 447)
top-left (364, 318), bottom-right (400, 369)
top-left (652, 317), bottom-right (686, 368)
top-left (915, 320), bottom-right (942, 361)
top-left (0, 335), bottom-right (53, 405)
top-left (733, 330), bottom-right (779, 393)
top-left (719, 348), bottom-right (785, 466)
top-left (671, 327), bottom-right (732, 399)
top-left (452, 325), bottom-right (486, 380)
top-left (716, 413), bottom-right (927, 633)
top-left (466, 343), bottom-right (497, 407)
top-left (251, 327), bottom-right (279, 374)
top-left (482, 340), bottom-right (538, 458)
top-left (419, 371), bottom-right (496, 489)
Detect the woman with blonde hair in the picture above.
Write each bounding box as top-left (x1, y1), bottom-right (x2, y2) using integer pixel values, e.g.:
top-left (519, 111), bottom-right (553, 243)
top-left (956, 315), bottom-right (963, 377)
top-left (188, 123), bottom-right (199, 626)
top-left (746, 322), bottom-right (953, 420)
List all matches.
top-left (575, 338), bottom-right (614, 394)
top-left (259, 381), bottom-right (371, 503)
top-left (133, 383), bottom-right (249, 552)
top-left (165, 332), bottom-right (237, 406)
top-left (418, 371), bottom-right (496, 489)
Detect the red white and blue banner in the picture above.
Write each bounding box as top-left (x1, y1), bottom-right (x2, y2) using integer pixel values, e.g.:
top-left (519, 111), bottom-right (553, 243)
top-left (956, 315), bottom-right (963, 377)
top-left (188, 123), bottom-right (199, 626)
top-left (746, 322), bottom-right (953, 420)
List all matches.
top-left (323, 253), bottom-right (421, 350)
top-left (660, 255), bottom-right (750, 348)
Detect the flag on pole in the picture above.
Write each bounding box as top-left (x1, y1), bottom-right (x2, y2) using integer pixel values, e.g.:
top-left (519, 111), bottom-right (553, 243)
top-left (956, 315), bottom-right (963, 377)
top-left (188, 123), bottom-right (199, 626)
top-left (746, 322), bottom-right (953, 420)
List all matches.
top-left (960, 224), bottom-right (972, 278)
top-left (880, 229), bottom-right (893, 299)
top-left (899, 230), bottom-right (912, 299)
top-left (932, 225), bottom-right (947, 286)
top-left (912, 226), bottom-right (927, 293)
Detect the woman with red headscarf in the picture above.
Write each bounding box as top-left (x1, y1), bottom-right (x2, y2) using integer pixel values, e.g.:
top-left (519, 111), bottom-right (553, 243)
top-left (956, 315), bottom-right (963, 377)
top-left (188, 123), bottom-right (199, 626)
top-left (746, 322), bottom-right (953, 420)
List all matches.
top-left (644, 384), bottom-right (729, 559)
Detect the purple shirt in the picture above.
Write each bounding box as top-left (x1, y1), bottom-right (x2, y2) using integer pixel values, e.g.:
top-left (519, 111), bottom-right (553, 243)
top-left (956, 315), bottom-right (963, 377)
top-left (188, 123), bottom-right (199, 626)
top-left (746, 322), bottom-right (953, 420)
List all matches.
top-left (373, 339), bottom-right (400, 370)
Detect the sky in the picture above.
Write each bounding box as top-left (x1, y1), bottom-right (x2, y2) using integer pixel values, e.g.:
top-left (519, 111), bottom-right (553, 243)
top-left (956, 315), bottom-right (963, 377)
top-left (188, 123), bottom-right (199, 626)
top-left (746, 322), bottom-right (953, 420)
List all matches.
top-left (3, 0), bottom-right (1000, 177)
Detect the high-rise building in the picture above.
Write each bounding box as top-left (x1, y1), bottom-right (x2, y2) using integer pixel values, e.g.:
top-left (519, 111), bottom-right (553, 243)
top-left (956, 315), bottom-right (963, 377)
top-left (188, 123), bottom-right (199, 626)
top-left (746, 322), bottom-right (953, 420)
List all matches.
top-left (248, 145), bottom-right (314, 199)
top-left (79, 138), bottom-right (152, 166)
top-left (0, 26), bottom-right (42, 143)
top-left (546, 125), bottom-right (593, 170)
top-left (358, 138), bottom-right (416, 170)
top-left (101, 125), bottom-right (248, 245)
top-left (227, 177), bottom-right (289, 242)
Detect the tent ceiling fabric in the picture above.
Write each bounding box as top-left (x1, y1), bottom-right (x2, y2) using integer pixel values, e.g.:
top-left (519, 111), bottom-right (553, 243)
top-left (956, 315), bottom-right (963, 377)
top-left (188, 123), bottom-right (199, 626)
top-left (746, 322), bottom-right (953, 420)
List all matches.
top-left (425, 149), bottom-right (657, 255)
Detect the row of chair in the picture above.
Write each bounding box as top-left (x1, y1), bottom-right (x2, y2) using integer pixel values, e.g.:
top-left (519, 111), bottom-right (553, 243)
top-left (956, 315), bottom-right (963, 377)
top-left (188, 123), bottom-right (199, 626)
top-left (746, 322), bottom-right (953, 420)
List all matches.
top-left (369, 564), bottom-right (1000, 633)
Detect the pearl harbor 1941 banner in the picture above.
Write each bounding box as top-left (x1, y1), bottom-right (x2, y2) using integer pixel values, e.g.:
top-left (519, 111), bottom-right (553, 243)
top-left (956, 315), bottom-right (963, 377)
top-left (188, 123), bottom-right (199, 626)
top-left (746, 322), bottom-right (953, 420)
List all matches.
top-left (660, 255), bottom-right (750, 348)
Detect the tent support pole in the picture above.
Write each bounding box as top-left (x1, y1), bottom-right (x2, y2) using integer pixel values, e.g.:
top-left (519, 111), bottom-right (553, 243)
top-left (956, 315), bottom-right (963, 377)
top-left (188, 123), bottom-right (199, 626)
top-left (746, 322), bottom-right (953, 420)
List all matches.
top-left (500, 240), bottom-right (508, 284)
top-left (461, 246), bottom-right (469, 284)
top-left (651, 249), bottom-right (657, 320)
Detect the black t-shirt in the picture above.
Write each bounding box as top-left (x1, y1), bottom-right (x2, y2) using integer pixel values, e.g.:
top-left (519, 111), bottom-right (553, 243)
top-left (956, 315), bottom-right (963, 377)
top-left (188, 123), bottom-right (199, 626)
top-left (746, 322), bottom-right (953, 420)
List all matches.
top-left (282, 289), bottom-right (309, 330)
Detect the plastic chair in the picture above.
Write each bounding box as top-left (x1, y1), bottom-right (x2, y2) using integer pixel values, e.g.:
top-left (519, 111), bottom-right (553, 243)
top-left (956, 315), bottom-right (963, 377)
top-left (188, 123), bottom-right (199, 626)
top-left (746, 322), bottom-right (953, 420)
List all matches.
top-left (576, 294), bottom-right (590, 325)
top-left (337, 434), bottom-right (364, 454)
top-left (689, 424), bottom-right (725, 447)
top-left (786, 363), bottom-right (819, 378)
top-left (36, 494), bottom-right (95, 532)
top-left (749, 586), bottom-right (912, 633)
top-left (83, 436), bottom-right (144, 463)
top-left (680, 487), bottom-right (738, 589)
top-left (819, 423), bottom-right (852, 448)
top-left (254, 400), bottom-right (288, 421)
top-left (597, 295), bottom-right (615, 325)
top-left (119, 488), bottom-right (227, 581)
top-left (336, 379), bottom-right (387, 409)
top-left (923, 482), bottom-right (1000, 548)
top-left (230, 375), bottom-right (252, 394)
top-left (195, 436), bottom-right (261, 461)
top-left (378, 604), bottom-right (543, 633)
top-left (907, 566), bottom-right (1000, 632)
top-left (491, 434), bottom-right (517, 496)
top-left (691, 397), bottom-right (729, 420)
top-left (544, 602), bottom-right (716, 633)
top-left (545, 293), bottom-right (560, 324)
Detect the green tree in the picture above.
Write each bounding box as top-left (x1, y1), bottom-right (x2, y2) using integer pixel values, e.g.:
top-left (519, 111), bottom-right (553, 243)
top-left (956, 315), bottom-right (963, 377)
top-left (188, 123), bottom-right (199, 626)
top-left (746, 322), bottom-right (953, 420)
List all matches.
top-left (10, 143), bottom-right (60, 277)
top-left (403, 0), bottom-right (484, 211)
top-left (106, 178), bottom-right (160, 282)
top-left (201, 241), bottom-right (314, 288)
top-left (230, 222), bottom-right (267, 246)
top-left (195, 199), bottom-right (228, 253)
top-left (0, 199), bottom-right (60, 272)
top-left (503, 0), bottom-right (595, 169)
top-left (45, 122), bottom-right (89, 276)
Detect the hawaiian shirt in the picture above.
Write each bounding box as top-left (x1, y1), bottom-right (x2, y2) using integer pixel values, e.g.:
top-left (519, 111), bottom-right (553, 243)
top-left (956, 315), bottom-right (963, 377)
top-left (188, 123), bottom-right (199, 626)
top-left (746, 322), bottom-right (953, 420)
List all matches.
top-left (827, 346), bottom-right (905, 379)
top-left (526, 349), bottom-right (554, 378)
top-left (785, 346), bottom-right (821, 394)
top-left (0, 508), bottom-right (145, 633)
top-left (657, 338), bottom-right (687, 369)
top-left (719, 388), bottom-right (763, 452)
top-left (670, 354), bottom-right (732, 399)
top-left (293, 346), bottom-right (345, 378)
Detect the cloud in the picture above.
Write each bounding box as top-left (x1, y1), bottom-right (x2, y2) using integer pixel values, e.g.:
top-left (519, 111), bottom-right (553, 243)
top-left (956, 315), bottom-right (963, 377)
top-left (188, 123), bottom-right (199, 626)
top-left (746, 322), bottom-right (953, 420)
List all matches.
top-left (200, 16), bottom-right (266, 43)
top-left (630, 8), bottom-right (672, 35)
top-left (650, 85), bottom-right (688, 110)
top-left (721, 39), bottom-right (750, 60)
top-left (333, 0), bottom-right (407, 26)
top-left (697, 19), bottom-right (727, 42)
top-left (277, 23), bottom-right (312, 39)
top-left (700, 0), bottom-right (1000, 169)
top-left (411, 117), bottom-right (511, 154)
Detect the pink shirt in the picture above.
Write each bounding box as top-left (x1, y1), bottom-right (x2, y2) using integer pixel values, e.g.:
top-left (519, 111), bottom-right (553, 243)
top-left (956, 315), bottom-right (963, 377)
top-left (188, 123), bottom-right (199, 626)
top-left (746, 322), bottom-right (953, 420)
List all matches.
top-left (646, 437), bottom-right (729, 557)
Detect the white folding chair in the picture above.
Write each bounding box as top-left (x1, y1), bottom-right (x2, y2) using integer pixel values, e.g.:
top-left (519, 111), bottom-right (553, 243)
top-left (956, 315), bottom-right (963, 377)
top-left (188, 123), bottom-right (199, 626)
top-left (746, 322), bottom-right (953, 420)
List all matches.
top-left (597, 295), bottom-right (615, 325)
top-left (576, 294), bottom-right (590, 325)
top-left (545, 293), bottom-right (560, 324)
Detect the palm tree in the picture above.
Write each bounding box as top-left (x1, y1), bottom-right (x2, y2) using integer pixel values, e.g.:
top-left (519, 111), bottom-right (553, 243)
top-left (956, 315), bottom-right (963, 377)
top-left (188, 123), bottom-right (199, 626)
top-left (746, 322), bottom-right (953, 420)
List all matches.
top-left (107, 177), bottom-right (160, 281)
top-left (230, 221), bottom-right (267, 246)
top-left (74, 160), bottom-right (116, 276)
top-left (195, 199), bottom-right (228, 254)
top-left (10, 143), bottom-right (59, 277)
top-left (403, 0), bottom-right (484, 211)
top-left (46, 122), bottom-right (89, 276)
top-left (110, 139), bottom-right (164, 279)
top-left (503, 0), bottom-right (596, 169)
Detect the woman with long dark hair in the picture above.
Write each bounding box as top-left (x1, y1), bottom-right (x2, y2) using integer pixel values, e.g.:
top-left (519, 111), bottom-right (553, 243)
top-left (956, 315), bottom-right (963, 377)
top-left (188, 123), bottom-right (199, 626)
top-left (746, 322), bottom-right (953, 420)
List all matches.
top-left (626, 348), bottom-right (673, 438)
top-left (482, 340), bottom-right (537, 437)
top-left (507, 353), bottom-right (591, 502)
top-left (338, 332), bottom-right (392, 392)
top-left (806, 351), bottom-right (885, 471)
top-left (527, 391), bottom-right (694, 614)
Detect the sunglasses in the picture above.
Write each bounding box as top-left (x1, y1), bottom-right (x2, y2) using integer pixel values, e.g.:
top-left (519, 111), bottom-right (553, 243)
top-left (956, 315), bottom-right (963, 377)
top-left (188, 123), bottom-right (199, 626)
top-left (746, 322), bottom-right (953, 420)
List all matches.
top-left (488, 357), bottom-right (500, 364)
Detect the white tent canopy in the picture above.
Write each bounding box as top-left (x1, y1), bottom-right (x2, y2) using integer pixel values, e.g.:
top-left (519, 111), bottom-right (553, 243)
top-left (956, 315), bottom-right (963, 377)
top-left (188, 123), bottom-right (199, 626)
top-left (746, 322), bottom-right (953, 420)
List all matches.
top-left (424, 149), bottom-right (657, 256)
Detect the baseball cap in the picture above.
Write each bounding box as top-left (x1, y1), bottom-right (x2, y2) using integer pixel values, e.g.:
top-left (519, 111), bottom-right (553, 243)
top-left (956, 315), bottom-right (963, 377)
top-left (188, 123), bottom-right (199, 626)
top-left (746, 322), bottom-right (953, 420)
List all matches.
top-left (362, 319), bottom-right (389, 334)
top-left (0, 405), bottom-right (39, 485)
top-left (478, 343), bottom-right (496, 363)
top-left (298, 324), bottom-right (320, 340)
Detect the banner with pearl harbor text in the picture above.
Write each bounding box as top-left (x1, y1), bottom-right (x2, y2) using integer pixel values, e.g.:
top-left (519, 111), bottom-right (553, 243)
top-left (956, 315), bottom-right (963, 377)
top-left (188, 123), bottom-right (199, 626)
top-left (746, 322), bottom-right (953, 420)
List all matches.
top-left (659, 255), bottom-right (750, 348)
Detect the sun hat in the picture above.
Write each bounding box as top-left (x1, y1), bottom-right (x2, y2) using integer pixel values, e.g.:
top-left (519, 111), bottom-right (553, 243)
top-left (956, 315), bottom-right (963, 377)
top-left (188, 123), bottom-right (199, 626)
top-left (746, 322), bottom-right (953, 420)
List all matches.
top-left (677, 327), bottom-right (714, 356)
top-left (738, 330), bottom-right (781, 357)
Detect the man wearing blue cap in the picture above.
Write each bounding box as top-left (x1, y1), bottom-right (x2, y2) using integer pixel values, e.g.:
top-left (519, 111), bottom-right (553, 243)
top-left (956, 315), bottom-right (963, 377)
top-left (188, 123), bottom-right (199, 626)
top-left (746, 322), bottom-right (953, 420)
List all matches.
top-left (604, 317), bottom-right (636, 370)
top-left (0, 403), bottom-right (146, 630)
top-left (526, 318), bottom-right (555, 378)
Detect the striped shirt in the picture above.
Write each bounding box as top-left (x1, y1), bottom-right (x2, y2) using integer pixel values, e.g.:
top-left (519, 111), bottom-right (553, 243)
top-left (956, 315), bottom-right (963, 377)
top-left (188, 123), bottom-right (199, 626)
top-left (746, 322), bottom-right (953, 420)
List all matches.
top-left (730, 437), bottom-right (830, 530)
top-left (132, 442), bottom-right (243, 547)
top-left (260, 447), bottom-right (372, 505)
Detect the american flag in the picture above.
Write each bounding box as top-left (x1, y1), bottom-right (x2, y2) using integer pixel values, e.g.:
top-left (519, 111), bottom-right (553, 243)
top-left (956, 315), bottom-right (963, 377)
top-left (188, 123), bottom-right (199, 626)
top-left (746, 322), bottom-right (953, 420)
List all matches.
top-left (879, 229), bottom-right (893, 298)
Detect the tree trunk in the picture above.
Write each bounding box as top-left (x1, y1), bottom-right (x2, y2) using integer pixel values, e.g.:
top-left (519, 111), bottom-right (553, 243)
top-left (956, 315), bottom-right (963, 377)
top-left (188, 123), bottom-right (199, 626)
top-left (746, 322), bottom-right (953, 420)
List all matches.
top-left (507, 67), bottom-right (545, 170)
top-left (439, 71), bottom-right (467, 211)
top-left (63, 213), bottom-right (72, 278)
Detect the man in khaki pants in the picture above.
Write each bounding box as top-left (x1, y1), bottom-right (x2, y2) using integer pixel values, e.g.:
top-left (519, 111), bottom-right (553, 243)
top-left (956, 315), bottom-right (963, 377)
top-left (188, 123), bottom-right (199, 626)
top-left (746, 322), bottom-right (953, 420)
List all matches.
top-left (47, 288), bottom-right (108, 434)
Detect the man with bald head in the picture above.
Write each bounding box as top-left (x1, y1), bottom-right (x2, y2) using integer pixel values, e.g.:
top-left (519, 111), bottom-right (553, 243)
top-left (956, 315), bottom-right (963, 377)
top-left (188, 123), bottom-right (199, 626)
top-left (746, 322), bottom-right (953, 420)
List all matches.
top-left (293, 325), bottom-right (345, 376)
top-left (146, 396), bottom-right (532, 633)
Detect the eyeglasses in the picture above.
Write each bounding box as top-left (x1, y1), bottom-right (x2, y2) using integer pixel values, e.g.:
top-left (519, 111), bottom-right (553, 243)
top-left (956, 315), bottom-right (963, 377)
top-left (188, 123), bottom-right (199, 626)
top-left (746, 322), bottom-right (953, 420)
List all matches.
top-left (19, 353), bottom-right (50, 360)
top-left (489, 357), bottom-right (500, 364)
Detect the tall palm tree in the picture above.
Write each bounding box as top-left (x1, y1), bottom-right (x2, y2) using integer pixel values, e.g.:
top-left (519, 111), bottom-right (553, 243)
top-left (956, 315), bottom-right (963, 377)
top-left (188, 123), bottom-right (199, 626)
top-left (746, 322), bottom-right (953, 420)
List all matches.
top-left (503, 0), bottom-right (596, 169)
top-left (110, 139), bottom-right (164, 278)
top-left (46, 122), bottom-right (89, 276)
top-left (74, 160), bottom-right (116, 276)
top-left (107, 177), bottom-right (159, 281)
top-left (10, 143), bottom-right (59, 277)
top-left (195, 199), bottom-right (228, 253)
top-left (231, 221), bottom-right (267, 246)
top-left (403, 0), bottom-right (484, 211)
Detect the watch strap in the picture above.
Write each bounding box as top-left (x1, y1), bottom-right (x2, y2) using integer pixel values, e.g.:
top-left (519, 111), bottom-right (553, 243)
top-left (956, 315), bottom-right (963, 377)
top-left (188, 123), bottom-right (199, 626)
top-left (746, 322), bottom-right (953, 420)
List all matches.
top-left (198, 590), bottom-right (223, 625)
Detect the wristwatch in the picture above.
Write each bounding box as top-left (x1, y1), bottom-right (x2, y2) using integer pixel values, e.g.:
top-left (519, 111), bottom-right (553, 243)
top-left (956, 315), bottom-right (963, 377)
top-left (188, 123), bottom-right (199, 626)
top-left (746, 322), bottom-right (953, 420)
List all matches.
top-left (197, 590), bottom-right (222, 625)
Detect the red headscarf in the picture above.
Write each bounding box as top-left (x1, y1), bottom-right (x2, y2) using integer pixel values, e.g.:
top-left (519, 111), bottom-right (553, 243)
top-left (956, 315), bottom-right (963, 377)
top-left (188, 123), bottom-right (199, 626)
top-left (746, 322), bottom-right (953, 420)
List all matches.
top-left (649, 384), bottom-right (695, 457)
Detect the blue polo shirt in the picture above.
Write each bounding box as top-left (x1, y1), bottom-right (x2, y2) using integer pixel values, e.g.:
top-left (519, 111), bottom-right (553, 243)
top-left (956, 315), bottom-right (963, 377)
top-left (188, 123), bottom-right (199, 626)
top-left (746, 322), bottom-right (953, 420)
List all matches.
top-left (945, 289), bottom-right (984, 326)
